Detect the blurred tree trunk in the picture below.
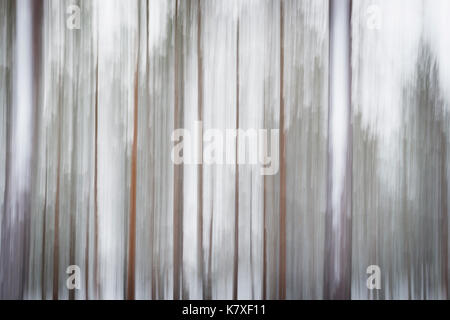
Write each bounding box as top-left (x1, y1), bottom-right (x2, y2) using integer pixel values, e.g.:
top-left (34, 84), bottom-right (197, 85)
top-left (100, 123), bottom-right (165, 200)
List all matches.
top-left (324, 0), bottom-right (352, 299)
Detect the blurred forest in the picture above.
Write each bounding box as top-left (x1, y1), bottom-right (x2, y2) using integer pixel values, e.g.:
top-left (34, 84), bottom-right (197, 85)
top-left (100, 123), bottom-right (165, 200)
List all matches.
top-left (0, 0), bottom-right (449, 299)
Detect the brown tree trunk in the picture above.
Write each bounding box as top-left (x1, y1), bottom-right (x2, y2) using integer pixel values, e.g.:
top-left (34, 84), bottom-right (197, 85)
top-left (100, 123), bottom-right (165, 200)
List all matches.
top-left (127, 4), bottom-right (142, 299)
top-left (127, 61), bottom-right (139, 301)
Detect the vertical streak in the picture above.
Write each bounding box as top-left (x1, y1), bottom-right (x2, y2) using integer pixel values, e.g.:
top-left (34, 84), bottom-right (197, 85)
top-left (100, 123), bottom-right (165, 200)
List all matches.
top-left (69, 65), bottom-right (78, 302)
top-left (233, 18), bottom-right (240, 300)
top-left (41, 153), bottom-right (47, 299)
top-left (263, 170), bottom-right (267, 299)
top-left (263, 86), bottom-right (267, 299)
top-left (52, 12), bottom-right (65, 295)
top-left (0, 32), bottom-right (11, 297)
top-left (262, 81), bottom-right (267, 299)
top-left (85, 195), bottom-right (89, 300)
top-left (0, 0), bottom-right (34, 299)
top-left (94, 45), bottom-right (99, 300)
top-left (127, 6), bottom-right (140, 301)
top-left (249, 175), bottom-right (254, 298)
top-left (126, 75), bottom-right (138, 299)
top-left (197, 0), bottom-right (205, 298)
top-left (279, 0), bottom-right (286, 300)
top-left (52, 78), bottom-right (62, 300)
top-left (345, 0), bottom-right (353, 300)
top-left (31, 0), bottom-right (43, 299)
top-left (402, 138), bottom-right (411, 299)
top-left (324, 0), bottom-right (352, 299)
top-left (441, 132), bottom-right (448, 298)
top-left (206, 204), bottom-right (214, 299)
top-left (145, 0), bottom-right (156, 300)
top-left (173, 0), bottom-right (181, 300)
top-left (325, 2), bottom-right (333, 300)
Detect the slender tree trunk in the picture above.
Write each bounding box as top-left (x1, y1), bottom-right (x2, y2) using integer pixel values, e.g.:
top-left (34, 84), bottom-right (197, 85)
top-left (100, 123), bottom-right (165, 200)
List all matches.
top-left (263, 172), bottom-right (267, 299)
top-left (0, 0), bottom-right (40, 299)
top-left (69, 63), bottom-right (79, 301)
top-left (53, 78), bottom-right (62, 300)
top-left (85, 194), bottom-right (89, 300)
top-left (324, 0), bottom-right (353, 300)
top-left (233, 19), bottom-right (240, 301)
top-left (127, 3), bottom-right (142, 300)
top-left (31, 0), bottom-right (43, 300)
top-left (173, 0), bottom-right (183, 300)
top-left (41, 158), bottom-right (47, 299)
top-left (144, 0), bottom-right (157, 301)
top-left (196, 0), bottom-right (205, 299)
top-left (127, 41), bottom-right (139, 300)
top-left (206, 206), bottom-right (214, 299)
top-left (0, 0), bottom-right (13, 300)
top-left (441, 130), bottom-right (448, 298)
top-left (93, 44), bottom-right (99, 300)
top-left (279, 0), bottom-right (286, 300)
